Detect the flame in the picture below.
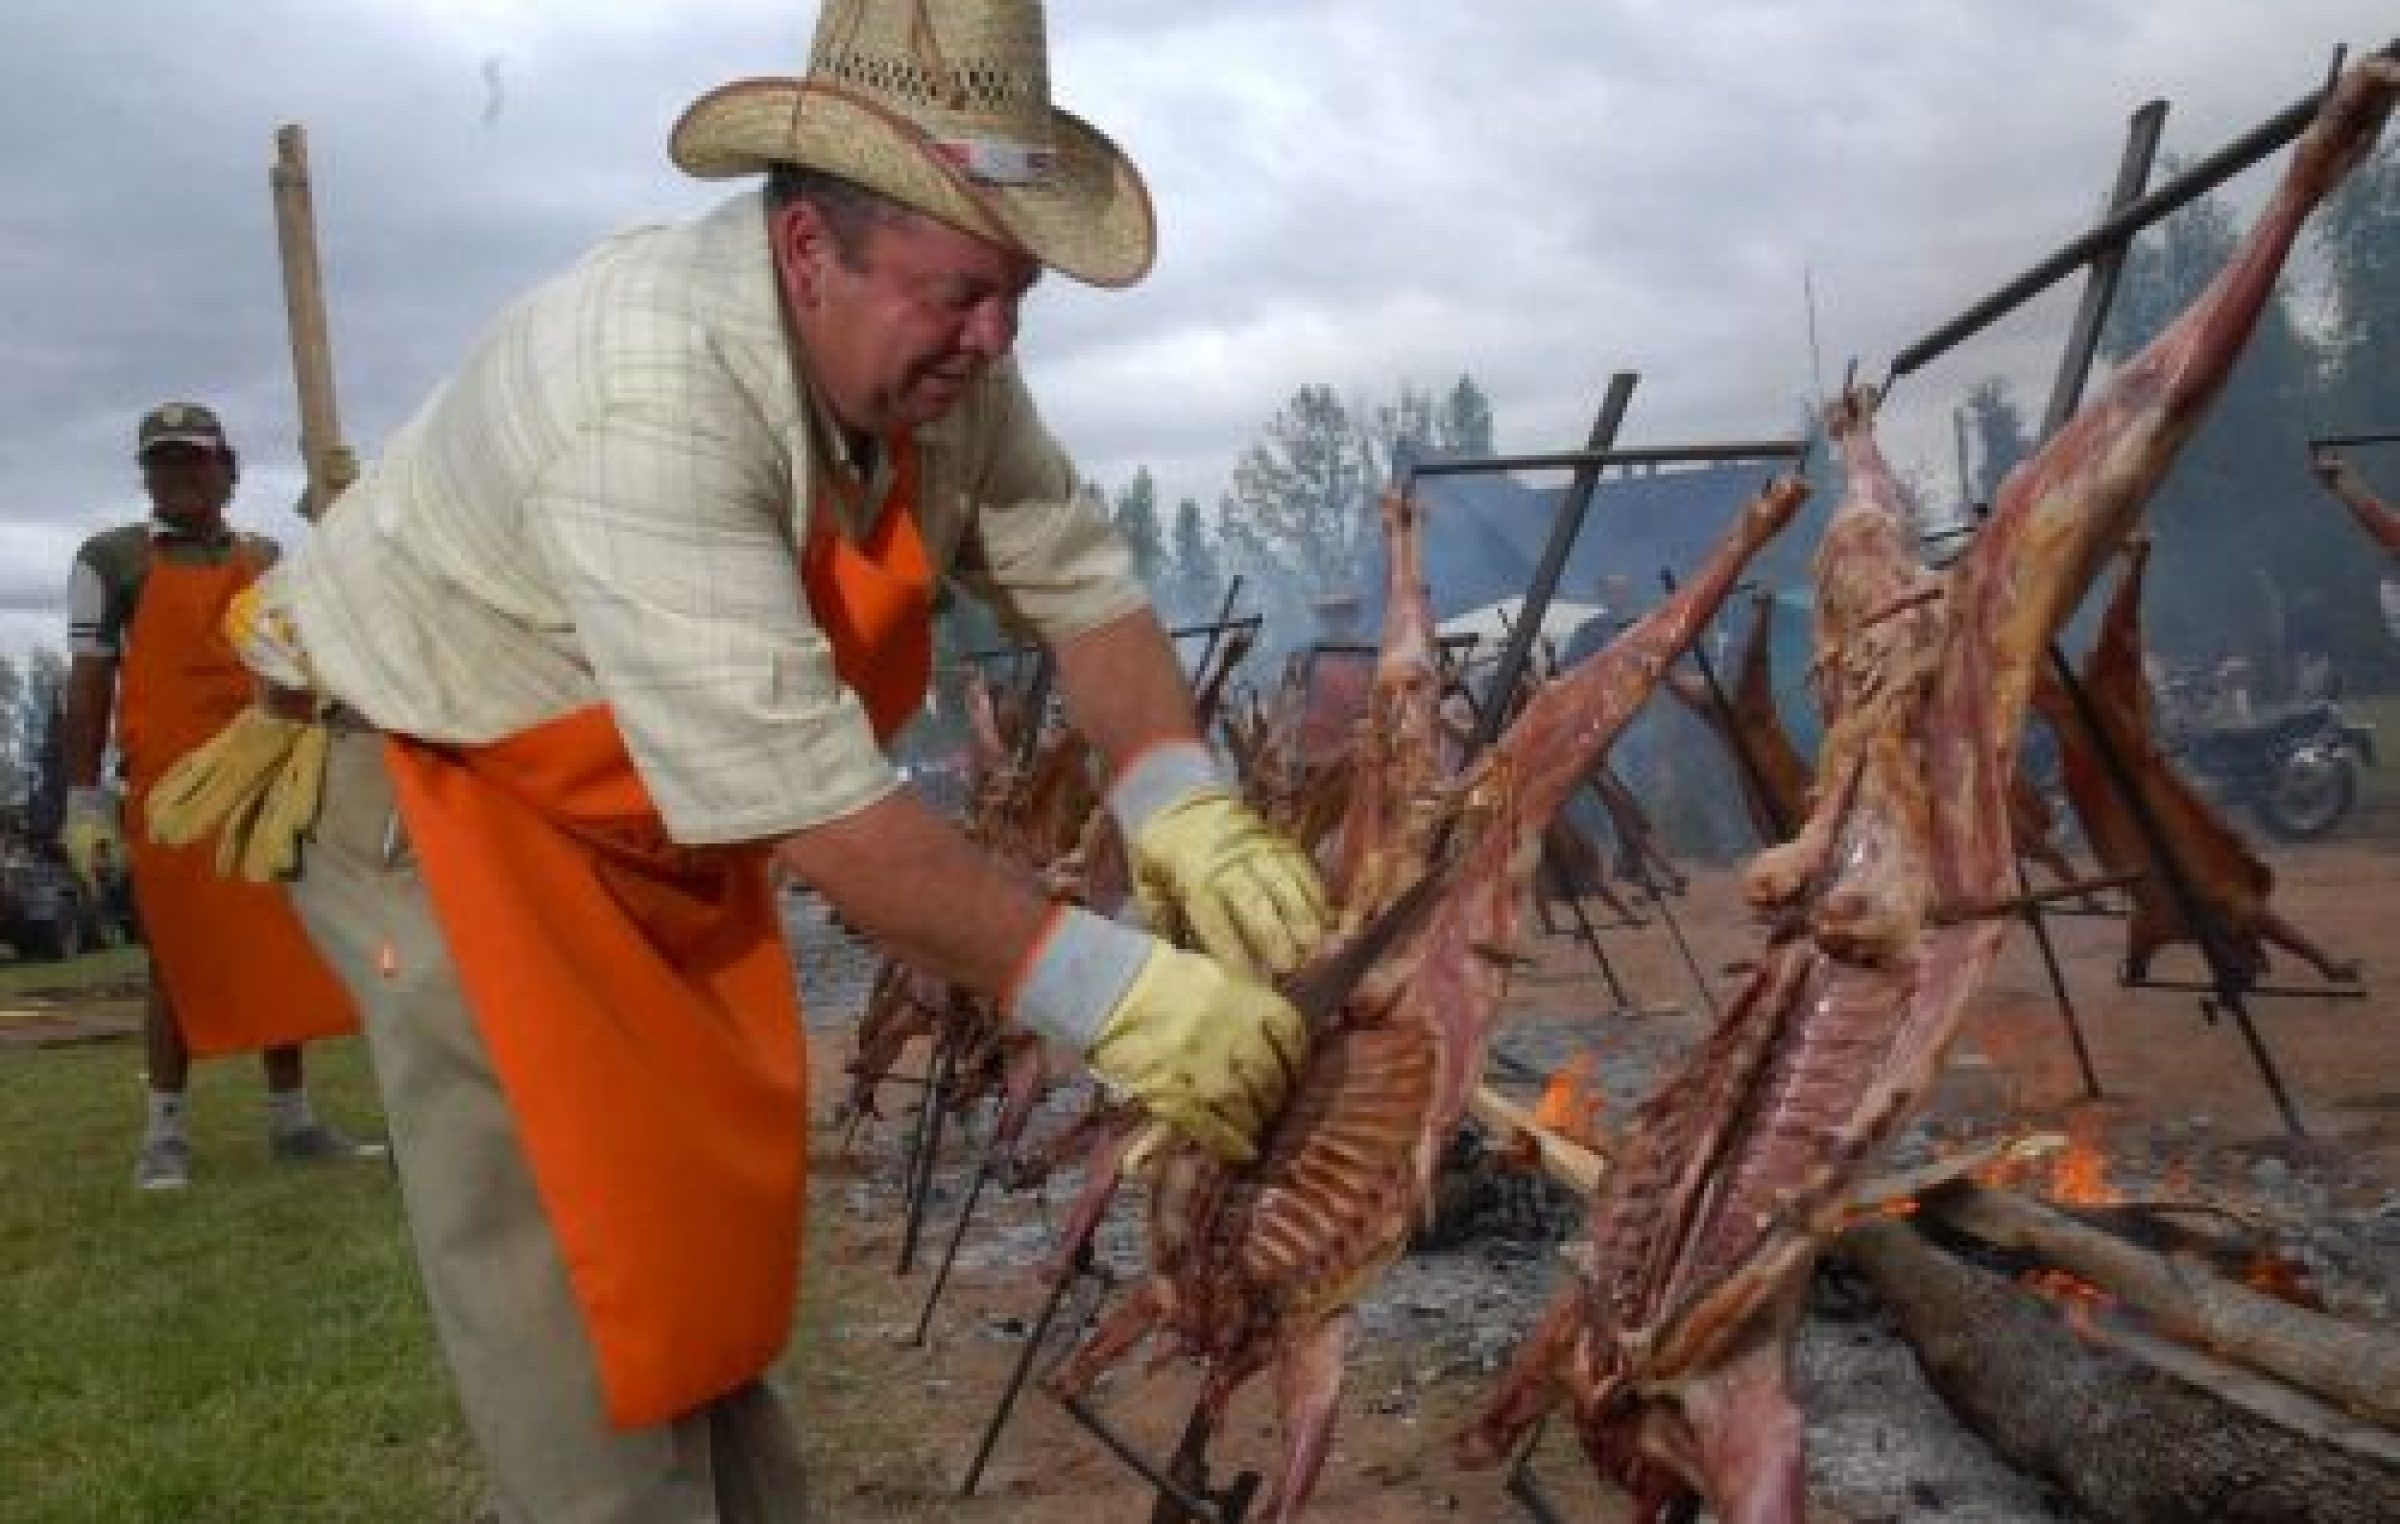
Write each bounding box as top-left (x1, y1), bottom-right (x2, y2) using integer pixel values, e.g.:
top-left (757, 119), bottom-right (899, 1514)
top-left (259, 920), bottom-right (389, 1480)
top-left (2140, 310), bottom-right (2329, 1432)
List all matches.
top-left (1533, 1053), bottom-right (1605, 1149)
top-left (2019, 1267), bottom-right (2112, 1343)
top-left (2047, 1109), bottom-right (2117, 1206)
top-left (2239, 1247), bottom-right (2323, 1309)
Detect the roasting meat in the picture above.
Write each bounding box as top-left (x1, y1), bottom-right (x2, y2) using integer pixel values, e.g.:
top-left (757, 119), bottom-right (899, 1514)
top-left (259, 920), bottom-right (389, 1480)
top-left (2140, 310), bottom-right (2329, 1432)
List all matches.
top-left (839, 671), bottom-right (1093, 1128)
top-left (1224, 646), bottom-right (1373, 858)
top-left (2032, 539), bottom-right (2354, 985)
top-left (1461, 56), bottom-right (2397, 1523)
top-left (1045, 477), bottom-right (1806, 1521)
top-left (1664, 592), bottom-right (1814, 845)
top-left (2313, 451), bottom-right (2400, 553)
top-left (1491, 653), bottom-right (1680, 911)
top-left (1667, 591), bottom-right (2080, 883)
top-left (1535, 814), bottom-right (1644, 929)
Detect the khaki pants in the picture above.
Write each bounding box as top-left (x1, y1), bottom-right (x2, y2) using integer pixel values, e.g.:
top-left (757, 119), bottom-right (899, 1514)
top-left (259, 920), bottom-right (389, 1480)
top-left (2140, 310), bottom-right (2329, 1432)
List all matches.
top-left (291, 728), bottom-right (808, 1523)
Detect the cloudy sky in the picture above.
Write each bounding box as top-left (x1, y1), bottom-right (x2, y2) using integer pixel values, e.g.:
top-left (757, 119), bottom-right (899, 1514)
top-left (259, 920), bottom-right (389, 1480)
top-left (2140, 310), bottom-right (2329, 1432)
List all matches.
top-left (2, 0), bottom-right (2391, 655)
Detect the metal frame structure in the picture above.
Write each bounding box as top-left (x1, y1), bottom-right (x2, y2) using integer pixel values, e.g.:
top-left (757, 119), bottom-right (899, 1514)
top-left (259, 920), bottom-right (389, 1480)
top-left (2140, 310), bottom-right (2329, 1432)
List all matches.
top-left (890, 593), bottom-right (1265, 1281)
top-left (914, 590), bottom-right (1317, 1507)
top-left (1490, 615), bottom-right (1719, 1011)
top-left (1435, 635), bottom-right (1649, 1011)
top-left (1500, 52), bottom-right (2386, 1523)
top-left (1401, 377), bottom-right (1809, 1016)
top-left (2306, 430), bottom-right (2400, 452)
top-left (1881, 55), bottom-right (2383, 1135)
top-left (1003, 385), bottom-right (1812, 1518)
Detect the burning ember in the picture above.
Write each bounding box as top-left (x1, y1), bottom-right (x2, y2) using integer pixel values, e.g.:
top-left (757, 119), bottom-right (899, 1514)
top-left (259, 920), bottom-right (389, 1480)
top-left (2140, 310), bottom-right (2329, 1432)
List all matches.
top-left (2237, 1244), bottom-right (2325, 1310)
top-left (2017, 1266), bottom-right (2112, 1342)
top-left (1972, 1109), bottom-right (2118, 1206)
top-left (1532, 1053), bottom-right (1604, 1150)
top-left (2047, 1110), bottom-right (2116, 1207)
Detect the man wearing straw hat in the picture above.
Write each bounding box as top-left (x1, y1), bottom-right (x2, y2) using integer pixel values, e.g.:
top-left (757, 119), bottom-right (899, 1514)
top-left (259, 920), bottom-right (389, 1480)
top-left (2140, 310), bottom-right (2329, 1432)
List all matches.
top-left (150, 1), bottom-right (1330, 1516)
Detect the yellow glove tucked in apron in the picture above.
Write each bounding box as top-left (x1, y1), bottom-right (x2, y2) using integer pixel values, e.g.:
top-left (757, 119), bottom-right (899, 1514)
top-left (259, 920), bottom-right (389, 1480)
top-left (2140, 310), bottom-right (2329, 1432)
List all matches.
top-left (1008, 906), bottom-right (1307, 1163)
top-left (145, 581), bottom-right (333, 883)
top-left (147, 706), bottom-right (331, 882)
top-left (1111, 741), bottom-right (1332, 977)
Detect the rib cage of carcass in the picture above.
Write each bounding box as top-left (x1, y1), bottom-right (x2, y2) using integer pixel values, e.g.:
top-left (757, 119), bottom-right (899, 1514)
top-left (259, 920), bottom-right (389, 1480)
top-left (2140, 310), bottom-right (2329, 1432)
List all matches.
top-left (1044, 474), bottom-right (1808, 1520)
top-left (1461, 53), bottom-right (2397, 1524)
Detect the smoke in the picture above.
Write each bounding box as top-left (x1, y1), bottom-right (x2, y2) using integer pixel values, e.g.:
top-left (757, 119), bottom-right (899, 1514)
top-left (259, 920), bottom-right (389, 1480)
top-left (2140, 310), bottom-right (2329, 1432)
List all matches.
top-left (1210, 464), bottom-right (1823, 861)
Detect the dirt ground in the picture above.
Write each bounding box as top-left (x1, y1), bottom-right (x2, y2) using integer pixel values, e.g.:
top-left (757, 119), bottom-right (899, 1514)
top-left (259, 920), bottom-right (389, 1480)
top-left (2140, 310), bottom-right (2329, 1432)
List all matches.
top-left (5, 824), bottom-right (2387, 1521)
top-left (787, 822), bottom-right (2400, 1523)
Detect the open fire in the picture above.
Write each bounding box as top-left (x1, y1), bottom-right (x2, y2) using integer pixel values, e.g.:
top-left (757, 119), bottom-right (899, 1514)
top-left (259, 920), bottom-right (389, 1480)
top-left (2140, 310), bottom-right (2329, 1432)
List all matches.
top-left (1530, 1053), bottom-right (1604, 1152)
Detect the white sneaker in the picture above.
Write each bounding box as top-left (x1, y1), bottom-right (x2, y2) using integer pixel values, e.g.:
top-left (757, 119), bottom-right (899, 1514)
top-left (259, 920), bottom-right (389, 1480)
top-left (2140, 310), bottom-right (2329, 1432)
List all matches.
top-left (134, 1136), bottom-right (193, 1190)
top-left (269, 1122), bottom-right (389, 1164)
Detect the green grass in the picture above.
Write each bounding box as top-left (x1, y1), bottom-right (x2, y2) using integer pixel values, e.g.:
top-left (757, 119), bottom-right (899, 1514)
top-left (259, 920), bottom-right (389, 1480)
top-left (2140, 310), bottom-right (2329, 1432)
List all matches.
top-left (0, 1035), bottom-right (480, 1522)
top-left (0, 942), bottom-right (150, 997)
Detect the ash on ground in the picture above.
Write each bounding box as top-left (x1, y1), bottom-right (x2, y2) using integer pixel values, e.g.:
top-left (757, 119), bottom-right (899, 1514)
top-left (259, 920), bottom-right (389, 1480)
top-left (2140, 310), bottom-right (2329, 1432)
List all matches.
top-left (787, 890), bottom-right (885, 1026)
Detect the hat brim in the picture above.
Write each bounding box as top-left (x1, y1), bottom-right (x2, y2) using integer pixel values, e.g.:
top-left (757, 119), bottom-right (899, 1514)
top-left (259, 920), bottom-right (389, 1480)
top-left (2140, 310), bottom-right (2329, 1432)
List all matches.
top-left (140, 432), bottom-right (227, 452)
top-left (669, 79), bottom-right (1154, 289)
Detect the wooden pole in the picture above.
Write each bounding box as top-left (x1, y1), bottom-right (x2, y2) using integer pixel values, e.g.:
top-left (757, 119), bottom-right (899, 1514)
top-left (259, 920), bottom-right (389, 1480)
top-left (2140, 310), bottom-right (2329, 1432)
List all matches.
top-left (1470, 1082), bottom-right (1606, 1195)
top-left (270, 124), bottom-right (348, 522)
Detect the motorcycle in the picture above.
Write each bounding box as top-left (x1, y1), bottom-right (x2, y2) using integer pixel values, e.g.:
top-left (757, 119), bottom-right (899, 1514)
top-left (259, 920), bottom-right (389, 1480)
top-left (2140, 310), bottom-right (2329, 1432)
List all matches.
top-left (2158, 684), bottom-right (2377, 841)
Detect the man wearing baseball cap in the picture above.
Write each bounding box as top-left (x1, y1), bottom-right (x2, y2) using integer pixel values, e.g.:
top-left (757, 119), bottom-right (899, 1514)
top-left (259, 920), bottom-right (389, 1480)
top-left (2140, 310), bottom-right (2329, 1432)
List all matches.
top-left (60, 402), bottom-right (379, 1190)
top-left (153, 2), bottom-right (1331, 1516)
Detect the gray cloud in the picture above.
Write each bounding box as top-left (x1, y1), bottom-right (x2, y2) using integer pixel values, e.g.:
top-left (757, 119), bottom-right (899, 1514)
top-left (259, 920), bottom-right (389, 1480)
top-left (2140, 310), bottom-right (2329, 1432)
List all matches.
top-left (3, 0), bottom-right (2391, 655)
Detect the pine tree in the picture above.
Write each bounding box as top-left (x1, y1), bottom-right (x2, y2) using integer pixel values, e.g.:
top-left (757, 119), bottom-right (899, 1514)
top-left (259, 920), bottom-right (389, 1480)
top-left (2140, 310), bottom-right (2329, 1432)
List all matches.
top-left (1436, 374), bottom-right (1496, 457)
top-left (1961, 377), bottom-right (2034, 507)
top-left (2099, 181), bottom-right (2365, 691)
top-left (1220, 384), bottom-right (1378, 628)
top-left (1165, 496), bottom-right (1223, 626)
top-left (1110, 468), bottom-right (1167, 585)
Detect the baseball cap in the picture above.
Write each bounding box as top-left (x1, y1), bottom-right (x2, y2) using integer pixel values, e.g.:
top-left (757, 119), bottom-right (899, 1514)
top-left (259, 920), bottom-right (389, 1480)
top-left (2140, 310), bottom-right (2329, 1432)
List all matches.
top-left (137, 402), bottom-right (229, 455)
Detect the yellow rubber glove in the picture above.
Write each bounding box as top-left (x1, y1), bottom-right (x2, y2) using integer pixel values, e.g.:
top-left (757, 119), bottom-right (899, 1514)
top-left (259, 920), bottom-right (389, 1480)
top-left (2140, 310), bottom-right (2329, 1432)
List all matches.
top-left (146, 705), bottom-right (328, 882)
top-left (1113, 743), bottom-right (1331, 977)
top-left (61, 787), bottom-right (124, 895)
top-left (233, 718), bottom-right (331, 882)
top-left (1009, 908), bottom-right (1308, 1163)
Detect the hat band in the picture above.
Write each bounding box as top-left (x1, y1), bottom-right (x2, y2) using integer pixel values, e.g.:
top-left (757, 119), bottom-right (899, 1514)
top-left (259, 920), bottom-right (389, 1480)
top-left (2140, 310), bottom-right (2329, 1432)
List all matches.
top-left (933, 134), bottom-right (1056, 187)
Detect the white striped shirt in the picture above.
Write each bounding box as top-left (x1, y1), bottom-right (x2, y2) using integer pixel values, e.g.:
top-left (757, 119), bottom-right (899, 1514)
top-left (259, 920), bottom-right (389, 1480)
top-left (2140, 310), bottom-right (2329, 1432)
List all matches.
top-left (265, 192), bottom-right (1144, 845)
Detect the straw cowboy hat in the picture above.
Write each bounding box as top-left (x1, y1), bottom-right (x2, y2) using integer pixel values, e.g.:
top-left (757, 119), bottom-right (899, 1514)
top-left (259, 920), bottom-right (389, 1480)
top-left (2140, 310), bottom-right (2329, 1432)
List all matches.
top-left (670, 0), bottom-right (1154, 288)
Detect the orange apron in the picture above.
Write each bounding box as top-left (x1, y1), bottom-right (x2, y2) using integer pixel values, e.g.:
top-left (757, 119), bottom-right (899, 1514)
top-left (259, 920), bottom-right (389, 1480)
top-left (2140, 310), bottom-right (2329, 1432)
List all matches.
top-left (384, 444), bottom-right (932, 1428)
top-left (119, 539), bottom-right (358, 1056)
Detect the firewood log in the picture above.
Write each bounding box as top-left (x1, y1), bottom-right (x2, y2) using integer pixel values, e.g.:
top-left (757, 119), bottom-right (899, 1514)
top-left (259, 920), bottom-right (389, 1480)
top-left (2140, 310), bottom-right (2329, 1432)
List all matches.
top-left (1912, 1180), bottom-right (2400, 1428)
top-left (1840, 1213), bottom-right (2400, 1524)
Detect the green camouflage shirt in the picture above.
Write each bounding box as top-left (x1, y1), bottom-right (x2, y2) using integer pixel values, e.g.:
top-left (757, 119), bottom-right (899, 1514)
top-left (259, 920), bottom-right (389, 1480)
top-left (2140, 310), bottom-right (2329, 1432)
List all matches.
top-left (67, 522), bottom-right (279, 657)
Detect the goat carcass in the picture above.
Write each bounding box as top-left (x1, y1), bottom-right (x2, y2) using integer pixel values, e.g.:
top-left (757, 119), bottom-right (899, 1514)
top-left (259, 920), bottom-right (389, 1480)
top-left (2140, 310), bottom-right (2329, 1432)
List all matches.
top-left (1461, 54), bottom-right (2396, 1522)
top-left (2032, 538), bottom-right (2354, 985)
top-left (1046, 475), bottom-right (1806, 1521)
top-left (1667, 590), bottom-right (2080, 882)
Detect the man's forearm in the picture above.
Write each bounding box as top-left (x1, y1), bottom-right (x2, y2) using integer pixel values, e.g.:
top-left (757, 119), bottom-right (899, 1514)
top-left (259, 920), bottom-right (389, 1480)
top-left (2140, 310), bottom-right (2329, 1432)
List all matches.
top-left (771, 788), bottom-right (1057, 999)
top-left (61, 655), bottom-right (116, 790)
top-left (1051, 607), bottom-right (1203, 778)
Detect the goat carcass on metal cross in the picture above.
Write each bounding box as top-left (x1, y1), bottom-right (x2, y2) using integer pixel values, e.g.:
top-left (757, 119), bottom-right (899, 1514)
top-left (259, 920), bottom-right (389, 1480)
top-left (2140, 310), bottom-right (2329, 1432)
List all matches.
top-left (1460, 51), bottom-right (2399, 1524)
top-left (1044, 474), bottom-right (1807, 1520)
